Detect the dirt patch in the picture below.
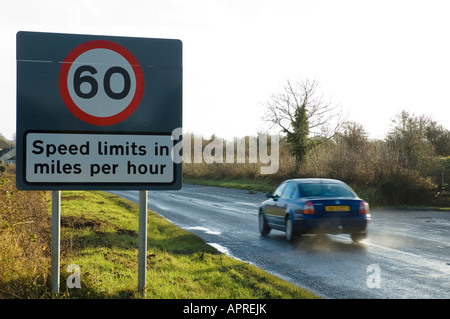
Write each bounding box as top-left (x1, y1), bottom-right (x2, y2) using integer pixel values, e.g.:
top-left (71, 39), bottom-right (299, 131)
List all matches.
top-left (61, 215), bottom-right (109, 230)
top-left (61, 215), bottom-right (137, 237)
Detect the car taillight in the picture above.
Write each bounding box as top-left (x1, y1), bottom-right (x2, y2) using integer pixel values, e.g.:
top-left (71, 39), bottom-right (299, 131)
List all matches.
top-left (359, 201), bottom-right (370, 215)
top-left (303, 201), bottom-right (315, 215)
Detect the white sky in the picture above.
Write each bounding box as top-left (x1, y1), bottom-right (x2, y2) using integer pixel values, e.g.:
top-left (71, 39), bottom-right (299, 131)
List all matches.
top-left (2, 0), bottom-right (450, 141)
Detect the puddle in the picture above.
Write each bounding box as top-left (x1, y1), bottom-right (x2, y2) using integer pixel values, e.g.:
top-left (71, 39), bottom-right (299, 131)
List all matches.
top-left (185, 226), bottom-right (221, 235)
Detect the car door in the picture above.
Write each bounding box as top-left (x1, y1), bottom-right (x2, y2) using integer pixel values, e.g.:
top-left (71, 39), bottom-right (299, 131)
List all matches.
top-left (270, 182), bottom-right (296, 228)
top-left (265, 182), bottom-right (286, 225)
top-left (276, 182), bottom-right (295, 212)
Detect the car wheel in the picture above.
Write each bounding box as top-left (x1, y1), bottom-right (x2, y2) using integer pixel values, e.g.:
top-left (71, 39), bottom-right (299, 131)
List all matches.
top-left (285, 217), bottom-right (295, 242)
top-left (259, 211), bottom-right (271, 235)
top-left (351, 232), bottom-right (367, 243)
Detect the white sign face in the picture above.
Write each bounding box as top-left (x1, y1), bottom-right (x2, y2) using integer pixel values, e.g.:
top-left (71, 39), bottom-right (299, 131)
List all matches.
top-left (59, 40), bottom-right (145, 126)
top-left (24, 132), bottom-right (175, 185)
top-left (67, 49), bottom-right (137, 117)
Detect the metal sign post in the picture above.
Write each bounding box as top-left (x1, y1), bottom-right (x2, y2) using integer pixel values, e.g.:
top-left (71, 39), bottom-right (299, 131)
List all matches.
top-left (138, 190), bottom-right (148, 297)
top-left (51, 190), bottom-right (61, 294)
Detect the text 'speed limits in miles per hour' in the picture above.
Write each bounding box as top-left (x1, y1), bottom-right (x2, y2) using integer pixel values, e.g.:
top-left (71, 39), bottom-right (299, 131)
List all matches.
top-left (24, 132), bottom-right (175, 186)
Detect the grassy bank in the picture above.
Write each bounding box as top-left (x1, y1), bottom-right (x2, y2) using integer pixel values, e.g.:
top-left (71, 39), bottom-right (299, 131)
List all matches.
top-left (58, 191), bottom-right (317, 298)
top-left (0, 173), bottom-right (317, 299)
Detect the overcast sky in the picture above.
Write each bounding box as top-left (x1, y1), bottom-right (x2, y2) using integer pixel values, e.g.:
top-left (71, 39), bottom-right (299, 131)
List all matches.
top-left (2, 0), bottom-right (450, 141)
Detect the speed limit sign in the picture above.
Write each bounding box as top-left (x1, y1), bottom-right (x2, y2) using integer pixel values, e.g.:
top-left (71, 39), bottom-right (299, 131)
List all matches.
top-left (59, 40), bottom-right (145, 126)
top-left (16, 31), bottom-right (182, 191)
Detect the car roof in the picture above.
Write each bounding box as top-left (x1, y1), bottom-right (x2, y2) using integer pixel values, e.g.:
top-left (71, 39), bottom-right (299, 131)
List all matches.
top-left (288, 178), bottom-right (347, 185)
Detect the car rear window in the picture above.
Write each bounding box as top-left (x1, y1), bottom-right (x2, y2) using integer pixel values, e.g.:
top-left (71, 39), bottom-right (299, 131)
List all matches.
top-left (299, 183), bottom-right (356, 198)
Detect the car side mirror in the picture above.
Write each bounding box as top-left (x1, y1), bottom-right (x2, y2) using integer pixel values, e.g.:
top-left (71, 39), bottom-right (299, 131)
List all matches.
top-left (265, 192), bottom-right (273, 198)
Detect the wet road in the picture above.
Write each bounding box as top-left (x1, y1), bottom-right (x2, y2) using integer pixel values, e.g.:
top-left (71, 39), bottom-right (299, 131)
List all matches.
top-left (110, 184), bottom-right (450, 299)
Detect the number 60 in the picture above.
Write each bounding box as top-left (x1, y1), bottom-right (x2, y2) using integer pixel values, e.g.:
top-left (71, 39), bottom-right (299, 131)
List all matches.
top-left (73, 65), bottom-right (131, 100)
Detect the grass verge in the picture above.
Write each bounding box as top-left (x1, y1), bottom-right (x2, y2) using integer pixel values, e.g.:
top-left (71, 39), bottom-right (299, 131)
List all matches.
top-left (53, 191), bottom-right (317, 298)
top-left (1, 170), bottom-right (318, 299)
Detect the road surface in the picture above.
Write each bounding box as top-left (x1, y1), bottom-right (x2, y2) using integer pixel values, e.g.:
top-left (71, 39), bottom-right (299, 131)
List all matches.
top-left (110, 184), bottom-right (450, 299)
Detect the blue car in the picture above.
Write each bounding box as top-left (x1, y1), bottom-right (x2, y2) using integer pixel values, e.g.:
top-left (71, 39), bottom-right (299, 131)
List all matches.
top-left (259, 178), bottom-right (370, 242)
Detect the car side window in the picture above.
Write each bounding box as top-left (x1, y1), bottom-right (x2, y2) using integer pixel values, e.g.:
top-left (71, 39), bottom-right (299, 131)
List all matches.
top-left (281, 182), bottom-right (295, 199)
top-left (291, 184), bottom-right (300, 199)
top-left (273, 183), bottom-right (286, 198)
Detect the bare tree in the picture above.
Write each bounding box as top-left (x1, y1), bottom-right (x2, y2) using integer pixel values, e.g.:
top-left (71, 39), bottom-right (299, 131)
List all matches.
top-left (338, 121), bottom-right (369, 151)
top-left (263, 78), bottom-right (346, 140)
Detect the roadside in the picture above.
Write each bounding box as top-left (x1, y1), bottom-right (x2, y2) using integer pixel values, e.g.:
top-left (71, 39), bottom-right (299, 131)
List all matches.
top-left (184, 177), bottom-right (450, 211)
top-left (0, 173), bottom-right (318, 299)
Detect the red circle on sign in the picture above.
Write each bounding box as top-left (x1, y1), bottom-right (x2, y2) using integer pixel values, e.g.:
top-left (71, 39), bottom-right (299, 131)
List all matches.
top-left (59, 40), bottom-right (144, 126)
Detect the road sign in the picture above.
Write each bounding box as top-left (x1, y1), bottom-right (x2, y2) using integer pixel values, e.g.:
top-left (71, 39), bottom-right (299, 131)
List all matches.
top-left (59, 40), bottom-right (145, 126)
top-left (16, 31), bottom-right (182, 190)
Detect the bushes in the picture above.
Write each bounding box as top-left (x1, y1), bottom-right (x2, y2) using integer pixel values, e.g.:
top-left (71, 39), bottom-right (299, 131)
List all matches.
top-left (182, 132), bottom-right (444, 207)
top-left (182, 111), bottom-right (449, 206)
top-left (298, 137), bottom-right (440, 206)
top-left (377, 170), bottom-right (436, 205)
top-left (0, 173), bottom-right (51, 298)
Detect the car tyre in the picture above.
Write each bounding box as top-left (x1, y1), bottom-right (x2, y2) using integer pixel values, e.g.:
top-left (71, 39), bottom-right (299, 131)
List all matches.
top-left (259, 211), bottom-right (271, 236)
top-left (285, 217), bottom-right (296, 242)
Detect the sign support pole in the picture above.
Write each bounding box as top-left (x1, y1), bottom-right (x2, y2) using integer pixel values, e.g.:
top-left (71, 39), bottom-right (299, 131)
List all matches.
top-left (51, 190), bottom-right (61, 295)
top-left (138, 190), bottom-right (148, 297)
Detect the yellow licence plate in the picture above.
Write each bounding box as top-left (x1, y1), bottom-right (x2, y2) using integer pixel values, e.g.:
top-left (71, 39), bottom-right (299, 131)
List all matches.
top-left (325, 206), bottom-right (350, 212)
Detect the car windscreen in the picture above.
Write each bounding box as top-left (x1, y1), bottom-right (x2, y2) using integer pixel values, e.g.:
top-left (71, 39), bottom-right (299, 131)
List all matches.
top-left (298, 183), bottom-right (356, 198)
